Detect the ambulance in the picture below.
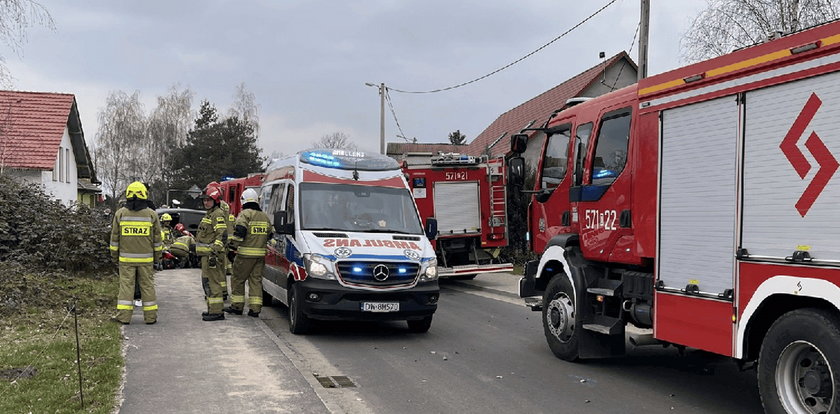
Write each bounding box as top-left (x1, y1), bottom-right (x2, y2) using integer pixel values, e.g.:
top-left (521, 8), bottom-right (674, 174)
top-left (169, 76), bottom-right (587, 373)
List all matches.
top-left (259, 148), bottom-right (440, 334)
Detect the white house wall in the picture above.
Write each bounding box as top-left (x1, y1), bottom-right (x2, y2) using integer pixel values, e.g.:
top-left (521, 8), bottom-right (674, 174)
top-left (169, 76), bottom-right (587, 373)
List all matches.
top-left (41, 127), bottom-right (77, 205)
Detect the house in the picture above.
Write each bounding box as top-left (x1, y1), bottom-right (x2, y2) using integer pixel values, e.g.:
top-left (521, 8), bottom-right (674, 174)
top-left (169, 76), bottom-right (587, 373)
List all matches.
top-left (0, 90), bottom-right (100, 207)
top-left (388, 52), bottom-right (638, 165)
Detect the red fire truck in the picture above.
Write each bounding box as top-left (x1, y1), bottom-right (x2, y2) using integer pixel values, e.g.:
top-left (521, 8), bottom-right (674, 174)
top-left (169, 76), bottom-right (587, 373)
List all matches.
top-left (403, 153), bottom-right (513, 278)
top-left (218, 173), bottom-right (265, 216)
top-left (512, 21), bottom-right (840, 413)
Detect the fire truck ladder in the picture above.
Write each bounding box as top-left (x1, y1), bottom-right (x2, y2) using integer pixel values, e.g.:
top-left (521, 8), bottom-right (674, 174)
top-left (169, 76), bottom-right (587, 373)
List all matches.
top-left (487, 158), bottom-right (507, 238)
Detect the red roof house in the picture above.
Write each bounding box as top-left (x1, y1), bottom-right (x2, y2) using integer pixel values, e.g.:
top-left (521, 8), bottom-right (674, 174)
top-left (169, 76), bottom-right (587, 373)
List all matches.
top-left (0, 90), bottom-right (99, 206)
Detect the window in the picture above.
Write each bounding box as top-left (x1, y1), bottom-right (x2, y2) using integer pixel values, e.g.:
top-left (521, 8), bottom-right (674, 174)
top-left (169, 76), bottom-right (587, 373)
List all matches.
top-left (284, 184), bottom-right (295, 225)
top-left (266, 183), bottom-right (286, 222)
top-left (541, 124), bottom-right (571, 189)
top-left (65, 149), bottom-right (70, 182)
top-left (591, 108), bottom-right (632, 186)
top-left (52, 155), bottom-right (58, 181)
top-left (573, 123), bottom-right (593, 186)
top-left (260, 184), bottom-right (275, 213)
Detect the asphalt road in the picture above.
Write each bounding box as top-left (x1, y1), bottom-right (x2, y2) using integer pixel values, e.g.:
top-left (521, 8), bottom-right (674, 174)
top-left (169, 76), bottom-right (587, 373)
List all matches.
top-left (260, 280), bottom-right (763, 414)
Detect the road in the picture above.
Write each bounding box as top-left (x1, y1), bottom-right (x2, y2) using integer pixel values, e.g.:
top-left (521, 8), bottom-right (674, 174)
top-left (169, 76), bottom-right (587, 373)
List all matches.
top-left (259, 278), bottom-right (763, 414)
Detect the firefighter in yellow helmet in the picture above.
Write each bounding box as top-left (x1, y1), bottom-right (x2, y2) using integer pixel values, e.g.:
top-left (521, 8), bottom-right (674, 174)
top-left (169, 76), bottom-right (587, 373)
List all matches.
top-left (196, 181), bottom-right (228, 321)
top-left (159, 213), bottom-right (175, 250)
top-left (110, 181), bottom-right (163, 324)
top-left (224, 188), bottom-right (272, 317)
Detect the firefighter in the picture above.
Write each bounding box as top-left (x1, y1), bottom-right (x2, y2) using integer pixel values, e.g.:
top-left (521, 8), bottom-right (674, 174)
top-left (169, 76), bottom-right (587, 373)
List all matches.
top-left (224, 188), bottom-right (272, 317)
top-left (159, 213), bottom-right (175, 249)
top-left (219, 199), bottom-right (234, 298)
top-left (196, 182), bottom-right (228, 321)
top-left (110, 181), bottom-right (163, 325)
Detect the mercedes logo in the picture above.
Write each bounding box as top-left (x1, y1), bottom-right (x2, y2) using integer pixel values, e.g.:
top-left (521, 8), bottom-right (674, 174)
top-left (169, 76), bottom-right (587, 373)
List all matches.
top-left (372, 264), bottom-right (390, 281)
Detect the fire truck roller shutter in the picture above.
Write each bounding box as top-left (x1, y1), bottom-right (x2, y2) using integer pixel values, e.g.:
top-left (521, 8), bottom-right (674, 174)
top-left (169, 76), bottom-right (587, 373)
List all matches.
top-left (433, 181), bottom-right (481, 235)
top-left (742, 71), bottom-right (840, 262)
top-left (659, 96), bottom-right (738, 296)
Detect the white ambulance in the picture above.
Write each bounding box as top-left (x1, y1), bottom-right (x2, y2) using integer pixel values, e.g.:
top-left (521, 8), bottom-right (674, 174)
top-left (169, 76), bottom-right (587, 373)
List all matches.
top-left (259, 148), bottom-right (440, 334)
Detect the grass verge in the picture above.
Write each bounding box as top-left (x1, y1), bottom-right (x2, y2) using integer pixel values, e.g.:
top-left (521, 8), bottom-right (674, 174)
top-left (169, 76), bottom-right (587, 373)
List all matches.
top-left (0, 272), bottom-right (122, 414)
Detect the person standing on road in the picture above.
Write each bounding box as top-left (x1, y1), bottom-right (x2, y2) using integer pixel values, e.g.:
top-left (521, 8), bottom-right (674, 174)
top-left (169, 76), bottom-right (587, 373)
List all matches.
top-left (159, 213), bottom-right (175, 249)
top-left (110, 181), bottom-right (163, 325)
top-left (224, 188), bottom-right (272, 317)
top-left (219, 199), bottom-right (235, 299)
top-left (196, 182), bottom-right (228, 321)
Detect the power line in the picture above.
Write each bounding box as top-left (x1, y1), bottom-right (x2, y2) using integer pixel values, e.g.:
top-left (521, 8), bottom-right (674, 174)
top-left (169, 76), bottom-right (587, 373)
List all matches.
top-left (388, 0), bottom-right (620, 94)
top-left (384, 88), bottom-right (411, 142)
top-left (607, 20), bottom-right (641, 91)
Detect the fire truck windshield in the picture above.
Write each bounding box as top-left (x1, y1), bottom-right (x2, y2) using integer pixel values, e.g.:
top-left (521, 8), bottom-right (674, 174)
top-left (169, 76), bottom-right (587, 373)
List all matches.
top-left (299, 182), bottom-right (423, 234)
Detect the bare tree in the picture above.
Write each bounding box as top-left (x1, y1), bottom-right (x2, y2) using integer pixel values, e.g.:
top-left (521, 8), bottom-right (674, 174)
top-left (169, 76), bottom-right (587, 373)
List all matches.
top-left (147, 85), bottom-right (193, 200)
top-left (682, 0), bottom-right (840, 62)
top-left (229, 82), bottom-right (259, 138)
top-left (313, 132), bottom-right (358, 150)
top-left (0, 0), bottom-right (54, 86)
top-left (93, 90), bottom-right (147, 206)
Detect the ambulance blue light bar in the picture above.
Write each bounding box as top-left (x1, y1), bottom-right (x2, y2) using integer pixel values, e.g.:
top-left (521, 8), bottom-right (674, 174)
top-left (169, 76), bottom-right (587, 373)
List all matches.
top-left (300, 148), bottom-right (400, 171)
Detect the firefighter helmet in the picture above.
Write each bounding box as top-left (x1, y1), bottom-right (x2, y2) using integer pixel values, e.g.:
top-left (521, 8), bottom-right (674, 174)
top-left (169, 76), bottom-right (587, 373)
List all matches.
top-left (126, 181), bottom-right (148, 200)
top-left (241, 188), bottom-right (259, 205)
top-left (160, 213), bottom-right (172, 222)
top-left (174, 223), bottom-right (188, 235)
top-left (201, 182), bottom-right (222, 202)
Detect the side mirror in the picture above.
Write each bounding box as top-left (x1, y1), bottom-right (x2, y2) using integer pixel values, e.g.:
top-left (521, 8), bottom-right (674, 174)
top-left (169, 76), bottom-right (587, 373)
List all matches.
top-left (535, 189), bottom-right (553, 203)
top-left (273, 211), bottom-right (293, 235)
top-left (508, 156), bottom-right (525, 188)
top-left (510, 133), bottom-right (528, 154)
top-left (424, 217), bottom-right (438, 241)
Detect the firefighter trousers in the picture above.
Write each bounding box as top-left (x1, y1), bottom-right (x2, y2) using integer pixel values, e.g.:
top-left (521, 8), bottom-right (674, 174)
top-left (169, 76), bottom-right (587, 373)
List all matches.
top-left (230, 256), bottom-right (265, 313)
top-left (116, 264), bottom-right (157, 324)
top-left (201, 254), bottom-right (225, 314)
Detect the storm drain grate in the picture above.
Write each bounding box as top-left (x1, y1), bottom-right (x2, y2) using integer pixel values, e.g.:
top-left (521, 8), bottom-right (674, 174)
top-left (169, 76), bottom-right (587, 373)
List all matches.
top-left (314, 374), bottom-right (357, 388)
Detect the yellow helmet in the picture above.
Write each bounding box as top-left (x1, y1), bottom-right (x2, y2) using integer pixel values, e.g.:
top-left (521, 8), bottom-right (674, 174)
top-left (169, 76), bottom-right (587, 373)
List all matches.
top-left (126, 181), bottom-right (148, 200)
top-left (160, 213), bottom-right (172, 222)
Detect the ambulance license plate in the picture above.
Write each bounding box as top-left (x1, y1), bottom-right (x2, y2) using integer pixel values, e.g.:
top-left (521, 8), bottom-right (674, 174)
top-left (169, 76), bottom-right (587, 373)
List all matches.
top-left (361, 302), bottom-right (400, 312)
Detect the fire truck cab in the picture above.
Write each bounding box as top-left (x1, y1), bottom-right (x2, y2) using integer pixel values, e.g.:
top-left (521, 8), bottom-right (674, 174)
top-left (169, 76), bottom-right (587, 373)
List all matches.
top-left (403, 153), bottom-right (513, 278)
top-left (260, 149), bottom-right (440, 334)
top-left (512, 21), bottom-right (840, 413)
top-left (218, 173), bottom-right (265, 216)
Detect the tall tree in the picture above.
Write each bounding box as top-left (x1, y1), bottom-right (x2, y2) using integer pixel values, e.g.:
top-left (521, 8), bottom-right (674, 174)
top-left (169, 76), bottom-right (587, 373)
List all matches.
top-left (170, 100), bottom-right (265, 190)
top-left (0, 0), bottom-right (54, 86)
top-left (313, 132), bottom-right (358, 150)
top-left (682, 0), bottom-right (840, 62)
top-left (448, 129), bottom-right (467, 145)
top-left (93, 90), bottom-right (147, 207)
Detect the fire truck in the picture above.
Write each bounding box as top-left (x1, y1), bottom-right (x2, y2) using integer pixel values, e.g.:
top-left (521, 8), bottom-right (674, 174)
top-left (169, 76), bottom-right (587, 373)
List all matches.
top-left (403, 153), bottom-right (513, 278)
top-left (218, 173), bottom-right (265, 216)
top-left (511, 21), bottom-right (840, 413)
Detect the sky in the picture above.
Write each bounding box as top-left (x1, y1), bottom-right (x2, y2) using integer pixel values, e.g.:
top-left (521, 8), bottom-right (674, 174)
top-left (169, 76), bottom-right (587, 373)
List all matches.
top-left (5, 0), bottom-right (708, 159)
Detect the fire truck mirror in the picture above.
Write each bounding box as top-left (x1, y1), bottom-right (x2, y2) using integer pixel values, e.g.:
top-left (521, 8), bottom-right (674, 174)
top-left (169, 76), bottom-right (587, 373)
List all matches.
top-left (508, 157), bottom-right (525, 188)
top-left (424, 217), bottom-right (438, 241)
top-left (510, 133), bottom-right (528, 154)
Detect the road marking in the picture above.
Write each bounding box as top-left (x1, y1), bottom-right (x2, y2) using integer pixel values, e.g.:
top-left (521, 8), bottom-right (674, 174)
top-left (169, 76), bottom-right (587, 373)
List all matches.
top-left (442, 284), bottom-right (526, 307)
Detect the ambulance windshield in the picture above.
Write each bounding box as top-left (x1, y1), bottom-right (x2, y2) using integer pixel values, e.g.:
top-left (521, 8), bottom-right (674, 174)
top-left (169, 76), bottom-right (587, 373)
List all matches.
top-left (300, 182), bottom-right (423, 234)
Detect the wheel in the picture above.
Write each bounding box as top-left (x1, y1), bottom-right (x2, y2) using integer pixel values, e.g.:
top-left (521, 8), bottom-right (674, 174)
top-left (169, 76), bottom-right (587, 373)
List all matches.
top-left (407, 316), bottom-right (433, 333)
top-left (288, 284), bottom-right (312, 335)
top-left (542, 275), bottom-right (580, 361)
top-left (758, 308), bottom-right (840, 414)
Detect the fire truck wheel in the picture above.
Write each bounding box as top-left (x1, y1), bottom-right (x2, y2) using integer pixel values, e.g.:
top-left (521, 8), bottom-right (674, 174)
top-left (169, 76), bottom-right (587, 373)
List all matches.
top-left (407, 316), bottom-right (433, 333)
top-left (542, 275), bottom-right (579, 362)
top-left (758, 308), bottom-right (840, 414)
top-left (288, 283), bottom-right (312, 335)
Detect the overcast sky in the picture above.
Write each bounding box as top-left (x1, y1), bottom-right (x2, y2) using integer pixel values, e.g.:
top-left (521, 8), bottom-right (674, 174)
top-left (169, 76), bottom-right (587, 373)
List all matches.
top-left (6, 0), bottom-right (707, 158)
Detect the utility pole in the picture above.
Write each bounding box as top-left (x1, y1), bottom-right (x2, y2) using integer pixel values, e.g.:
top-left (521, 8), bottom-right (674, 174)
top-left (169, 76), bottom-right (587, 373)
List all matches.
top-left (365, 82), bottom-right (386, 154)
top-left (638, 0), bottom-right (650, 80)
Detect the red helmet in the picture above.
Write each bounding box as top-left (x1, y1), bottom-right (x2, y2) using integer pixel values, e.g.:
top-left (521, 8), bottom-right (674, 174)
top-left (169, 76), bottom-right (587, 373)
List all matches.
top-left (202, 181), bottom-right (222, 202)
top-left (174, 223), bottom-right (186, 234)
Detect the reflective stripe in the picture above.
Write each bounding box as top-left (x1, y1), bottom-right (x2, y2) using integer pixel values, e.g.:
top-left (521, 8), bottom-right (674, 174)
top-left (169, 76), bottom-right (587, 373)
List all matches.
top-left (196, 247), bottom-right (211, 254)
top-left (220, 281), bottom-right (227, 287)
top-left (118, 300), bottom-right (134, 306)
top-left (213, 240), bottom-right (225, 247)
top-left (237, 247), bottom-right (266, 256)
top-left (201, 218), bottom-right (212, 224)
top-left (109, 245), bottom-right (119, 252)
top-left (248, 297), bottom-right (263, 305)
top-left (207, 297), bottom-right (224, 304)
top-left (121, 216), bottom-right (152, 222)
top-left (142, 301), bottom-right (157, 306)
top-left (120, 221), bottom-right (153, 227)
top-left (153, 242), bottom-right (162, 247)
top-left (121, 252), bottom-right (154, 258)
top-left (214, 224), bottom-right (227, 231)
top-left (173, 242), bottom-right (188, 249)
top-left (231, 295), bottom-right (245, 303)
top-left (120, 257), bottom-right (154, 263)
top-left (110, 242), bottom-right (120, 247)
top-left (143, 304), bottom-right (158, 311)
top-left (154, 246), bottom-right (163, 252)
top-left (117, 304), bottom-right (134, 310)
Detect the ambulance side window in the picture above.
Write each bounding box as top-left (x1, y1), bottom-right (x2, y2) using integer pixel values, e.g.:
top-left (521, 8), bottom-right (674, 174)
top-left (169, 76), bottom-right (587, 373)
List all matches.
top-left (260, 185), bottom-right (273, 212)
top-left (284, 184), bottom-right (296, 226)
top-left (573, 123), bottom-right (593, 186)
top-left (591, 108), bottom-right (631, 186)
top-left (267, 184), bottom-right (286, 224)
top-left (541, 123), bottom-right (572, 190)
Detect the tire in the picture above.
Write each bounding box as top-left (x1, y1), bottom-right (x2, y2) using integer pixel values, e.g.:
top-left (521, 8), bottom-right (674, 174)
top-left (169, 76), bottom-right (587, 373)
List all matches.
top-left (758, 308), bottom-right (840, 414)
top-left (407, 316), bottom-right (433, 333)
top-left (288, 284), bottom-right (312, 335)
top-left (542, 275), bottom-right (580, 361)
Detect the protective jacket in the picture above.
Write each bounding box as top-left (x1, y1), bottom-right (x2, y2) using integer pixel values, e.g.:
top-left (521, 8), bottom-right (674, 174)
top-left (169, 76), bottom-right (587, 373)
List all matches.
top-left (110, 207), bottom-right (163, 265)
top-left (196, 205), bottom-right (227, 256)
top-left (169, 235), bottom-right (195, 257)
top-left (230, 208), bottom-right (272, 257)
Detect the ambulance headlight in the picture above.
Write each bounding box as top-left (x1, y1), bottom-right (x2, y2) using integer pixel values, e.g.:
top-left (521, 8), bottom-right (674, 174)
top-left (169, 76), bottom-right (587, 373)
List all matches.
top-left (303, 254), bottom-right (335, 280)
top-left (420, 259), bottom-right (438, 282)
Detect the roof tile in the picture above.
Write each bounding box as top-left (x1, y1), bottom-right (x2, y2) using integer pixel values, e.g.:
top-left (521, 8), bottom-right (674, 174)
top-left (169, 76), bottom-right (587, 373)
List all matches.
top-left (0, 90), bottom-right (74, 170)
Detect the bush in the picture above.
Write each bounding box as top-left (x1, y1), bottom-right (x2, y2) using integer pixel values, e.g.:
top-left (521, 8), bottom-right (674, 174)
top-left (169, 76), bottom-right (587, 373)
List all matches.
top-left (0, 175), bottom-right (113, 273)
